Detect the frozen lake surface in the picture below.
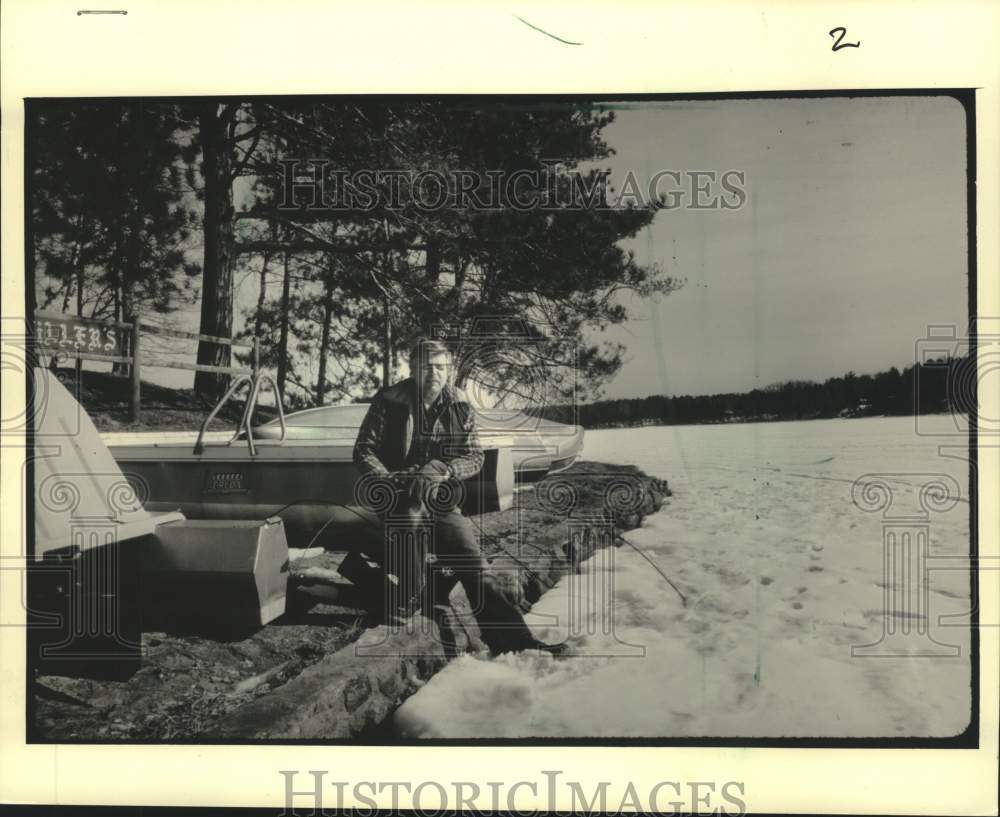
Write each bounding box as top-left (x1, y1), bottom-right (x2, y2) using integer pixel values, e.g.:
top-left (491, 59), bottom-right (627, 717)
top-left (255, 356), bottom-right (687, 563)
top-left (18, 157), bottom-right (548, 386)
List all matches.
top-left (394, 416), bottom-right (973, 738)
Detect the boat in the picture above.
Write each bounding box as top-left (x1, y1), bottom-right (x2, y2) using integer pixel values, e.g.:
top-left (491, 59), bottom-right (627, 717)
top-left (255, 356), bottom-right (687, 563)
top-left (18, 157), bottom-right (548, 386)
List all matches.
top-left (106, 375), bottom-right (585, 549)
top-left (244, 402), bottom-right (585, 481)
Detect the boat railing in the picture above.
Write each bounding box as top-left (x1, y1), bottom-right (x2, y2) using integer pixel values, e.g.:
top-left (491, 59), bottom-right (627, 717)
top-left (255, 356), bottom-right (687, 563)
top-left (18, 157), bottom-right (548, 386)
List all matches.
top-left (193, 373), bottom-right (287, 456)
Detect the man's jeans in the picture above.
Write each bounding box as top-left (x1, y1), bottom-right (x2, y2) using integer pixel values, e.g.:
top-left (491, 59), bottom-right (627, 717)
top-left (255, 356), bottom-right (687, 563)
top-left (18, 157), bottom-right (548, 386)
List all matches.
top-left (341, 501), bottom-right (537, 653)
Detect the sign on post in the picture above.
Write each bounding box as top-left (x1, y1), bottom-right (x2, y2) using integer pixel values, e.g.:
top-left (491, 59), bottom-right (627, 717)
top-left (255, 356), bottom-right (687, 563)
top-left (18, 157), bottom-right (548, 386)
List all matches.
top-left (34, 312), bottom-right (127, 360)
top-left (33, 311), bottom-right (257, 424)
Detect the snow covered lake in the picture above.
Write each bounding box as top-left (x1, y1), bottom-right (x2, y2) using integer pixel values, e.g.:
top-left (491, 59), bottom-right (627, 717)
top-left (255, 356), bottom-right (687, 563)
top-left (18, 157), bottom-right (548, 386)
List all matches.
top-left (394, 415), bottom-right (973, 738)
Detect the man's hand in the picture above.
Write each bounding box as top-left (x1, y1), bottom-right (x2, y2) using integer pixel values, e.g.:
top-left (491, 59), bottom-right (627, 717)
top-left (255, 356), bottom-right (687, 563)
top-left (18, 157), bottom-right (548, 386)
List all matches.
top-left (416, 460), bottom-right (451, 482)
top-left (387, 466), bottom-right (418, 489)
top-left (407, 460), bottom-right (451, 508)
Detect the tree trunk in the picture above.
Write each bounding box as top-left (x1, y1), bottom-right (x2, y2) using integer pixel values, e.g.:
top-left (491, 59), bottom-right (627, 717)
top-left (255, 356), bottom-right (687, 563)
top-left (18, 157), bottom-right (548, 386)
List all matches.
top-left (254, 218), bottom-right (277, 340)
top-left (447, 256), bottom-right (467, 316)
top-left (121, 217), bottom-right (139, 377)
top-left (315, 269), bottom-right (335, 405)
top-left (121, 281), bottom-right (136, 377)
top-left (254, 253), bottom-right (270, 340)
top-left (453, 322), bottom-right (471, 389)
top-left (61, 245), bottom-right (79, 312)
top-left (424, 239), bottom-right (441, 284)
top-left (380, 260), bottom-right (393, 388)
top-left (75, 261), bottom-right (84, 381)
top-left (121, 102), bottom-right (144, 378)
top-left (120, 223), bottom-right (141, 380)
top-left (194, 103), bottom-right (236, 397)
top-left (276, 249), bottom-right (291, 400)
top-left (382, 289), bottom-right (392, 388)
top-left (378, 221), bottom-right (395, 386)
top-left (106, 226), bottom-right (127, 376)
top-left (368, 262), bottom-right (394, 388)
top-left (76, 263), bottom-right (84, 317)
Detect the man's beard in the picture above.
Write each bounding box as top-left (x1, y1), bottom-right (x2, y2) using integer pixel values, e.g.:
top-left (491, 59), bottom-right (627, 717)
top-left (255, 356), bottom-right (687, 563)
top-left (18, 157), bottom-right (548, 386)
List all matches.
top-left (421, 380), bottom-right (444, 401)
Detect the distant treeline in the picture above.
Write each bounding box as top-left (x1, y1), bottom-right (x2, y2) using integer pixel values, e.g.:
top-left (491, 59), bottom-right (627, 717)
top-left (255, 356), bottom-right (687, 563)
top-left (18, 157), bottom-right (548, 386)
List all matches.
top-left (537, 356), bottom-right (970, 428)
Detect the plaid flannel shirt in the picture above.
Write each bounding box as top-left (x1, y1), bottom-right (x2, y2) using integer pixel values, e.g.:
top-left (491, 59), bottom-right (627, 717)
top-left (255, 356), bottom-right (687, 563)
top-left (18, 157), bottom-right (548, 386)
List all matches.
top-left (353, 379), bottom-right (485, 481)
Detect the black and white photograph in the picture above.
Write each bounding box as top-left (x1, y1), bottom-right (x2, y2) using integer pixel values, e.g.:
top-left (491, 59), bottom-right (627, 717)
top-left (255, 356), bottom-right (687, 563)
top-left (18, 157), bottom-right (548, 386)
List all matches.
top-left (1, 4), bottom-right (998, 815)
top-left (19, 92), bottom-right (978, 745)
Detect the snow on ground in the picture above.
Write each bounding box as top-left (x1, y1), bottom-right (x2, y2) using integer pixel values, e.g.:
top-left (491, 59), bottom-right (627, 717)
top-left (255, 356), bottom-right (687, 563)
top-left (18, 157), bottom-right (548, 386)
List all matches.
top-left (394, 416), bottom-right (972, 738)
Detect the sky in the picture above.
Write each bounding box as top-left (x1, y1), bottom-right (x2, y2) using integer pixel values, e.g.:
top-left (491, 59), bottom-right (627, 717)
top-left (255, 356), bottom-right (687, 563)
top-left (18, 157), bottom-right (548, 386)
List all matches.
top-left (587, 96), bottom-right (969, 400)
top-left (116, 95), bottom-right (969, 404)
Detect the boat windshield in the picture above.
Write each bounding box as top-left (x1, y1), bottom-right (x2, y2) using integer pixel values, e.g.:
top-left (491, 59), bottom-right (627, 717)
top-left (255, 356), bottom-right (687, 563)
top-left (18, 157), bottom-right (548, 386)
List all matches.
top-left (264, 404), bottom-right (371, 430)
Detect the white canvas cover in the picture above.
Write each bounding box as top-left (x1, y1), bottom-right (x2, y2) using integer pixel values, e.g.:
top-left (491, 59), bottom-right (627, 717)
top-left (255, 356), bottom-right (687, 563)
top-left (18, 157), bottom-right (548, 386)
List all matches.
top-left (31, 369), bottom-right (180, 559)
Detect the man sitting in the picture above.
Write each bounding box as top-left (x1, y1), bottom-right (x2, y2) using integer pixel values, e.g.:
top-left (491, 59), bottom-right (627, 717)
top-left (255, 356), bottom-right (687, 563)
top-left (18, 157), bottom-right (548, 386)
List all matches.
top-left (350, 338), bottom-right (565, 656)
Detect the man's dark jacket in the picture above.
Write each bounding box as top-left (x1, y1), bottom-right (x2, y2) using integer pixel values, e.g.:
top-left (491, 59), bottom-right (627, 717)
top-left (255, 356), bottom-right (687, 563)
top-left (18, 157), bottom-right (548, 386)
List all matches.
top-left (353, 378), bottom-right (484, 481)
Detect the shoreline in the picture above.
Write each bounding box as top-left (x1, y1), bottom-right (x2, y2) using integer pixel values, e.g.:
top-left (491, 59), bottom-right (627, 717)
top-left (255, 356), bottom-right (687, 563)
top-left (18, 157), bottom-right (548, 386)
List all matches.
top-left (585, 409), bottom-right (958, 431)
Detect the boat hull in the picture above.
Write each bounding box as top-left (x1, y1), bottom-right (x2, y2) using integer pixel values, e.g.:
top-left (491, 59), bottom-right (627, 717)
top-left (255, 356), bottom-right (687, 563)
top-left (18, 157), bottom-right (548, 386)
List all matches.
top-left (110, 442), bottom-right (514, 548)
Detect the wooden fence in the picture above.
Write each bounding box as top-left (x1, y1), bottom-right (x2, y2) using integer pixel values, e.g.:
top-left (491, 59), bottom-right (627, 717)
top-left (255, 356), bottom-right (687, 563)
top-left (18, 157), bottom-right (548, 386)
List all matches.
top-left (33, 311), bottom-right (260, 422)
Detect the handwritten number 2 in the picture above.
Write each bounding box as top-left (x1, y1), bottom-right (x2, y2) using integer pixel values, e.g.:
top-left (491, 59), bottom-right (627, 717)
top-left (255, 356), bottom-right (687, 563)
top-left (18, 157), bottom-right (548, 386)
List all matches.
top-left (829, 26), bottom-right (860, 51)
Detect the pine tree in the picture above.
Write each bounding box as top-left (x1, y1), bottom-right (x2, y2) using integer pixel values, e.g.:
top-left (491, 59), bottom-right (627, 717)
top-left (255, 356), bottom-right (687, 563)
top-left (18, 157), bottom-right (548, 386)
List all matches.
top-left (30, 101), bottom-right (199, 336)
top-left (239, 100), bottom-right (682, 406)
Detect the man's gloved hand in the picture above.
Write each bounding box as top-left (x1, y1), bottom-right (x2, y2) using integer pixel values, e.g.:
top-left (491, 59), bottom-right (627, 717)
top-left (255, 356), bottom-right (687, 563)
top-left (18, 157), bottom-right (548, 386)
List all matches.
top-left (417, 460), bottom-right (451, 482)
top-left (387, 466), bottom-right (418, 489)
top-left (408, 460), bottom-right (451, 507)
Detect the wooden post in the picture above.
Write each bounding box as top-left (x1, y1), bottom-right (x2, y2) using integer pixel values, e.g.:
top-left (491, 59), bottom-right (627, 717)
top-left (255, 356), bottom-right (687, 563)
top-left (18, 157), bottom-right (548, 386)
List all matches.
top-left (75, 281), bottom-right (83, 384)
top-left (130, 321), bottom-right (141, 423)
